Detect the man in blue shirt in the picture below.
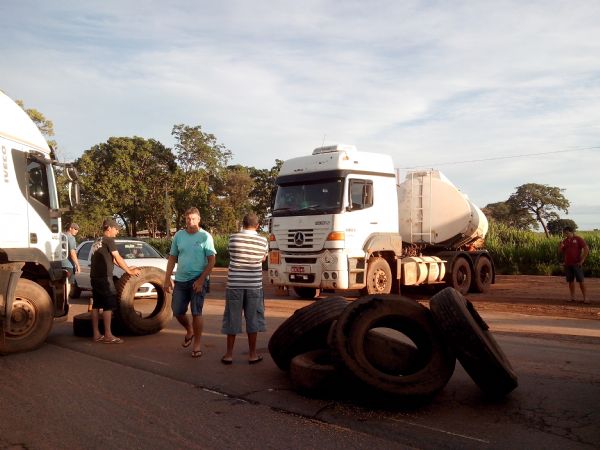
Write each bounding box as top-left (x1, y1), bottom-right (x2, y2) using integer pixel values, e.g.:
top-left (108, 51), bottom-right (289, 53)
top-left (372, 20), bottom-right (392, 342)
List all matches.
top-left (164, 207), bottom-right (216, 357)
top-left (61, 223), bottom-right (81, 283)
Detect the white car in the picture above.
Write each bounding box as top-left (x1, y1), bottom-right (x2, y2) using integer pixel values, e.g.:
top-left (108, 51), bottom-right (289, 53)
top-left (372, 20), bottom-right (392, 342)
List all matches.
top-left (71, 239), bottom-right (175, 298)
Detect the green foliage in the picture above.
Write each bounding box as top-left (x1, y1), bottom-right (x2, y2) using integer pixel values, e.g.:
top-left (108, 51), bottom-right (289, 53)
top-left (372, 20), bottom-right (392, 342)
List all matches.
top-left (486, 222), bottom-right (599, 277)
top-left (547, 218), bottom-right (577, 235)
top-left (482, 200), bottom-right (537, 230)
top-left (507, 183), bottom-right (570, 237)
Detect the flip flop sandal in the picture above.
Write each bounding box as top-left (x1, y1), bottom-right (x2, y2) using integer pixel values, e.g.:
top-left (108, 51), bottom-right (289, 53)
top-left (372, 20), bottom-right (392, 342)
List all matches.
top-left (191, 350), bottom-right (203, 358)
top-left (182, 335), bottom-right (193, 348)
top-left (104, 337), bottom-right (124, 344)
top-left (94, 335), bottom-right (105, 342)
top-left (221, 357), bottom-right (233, 365)
top-left (249, 355), bottom-right (263, 365)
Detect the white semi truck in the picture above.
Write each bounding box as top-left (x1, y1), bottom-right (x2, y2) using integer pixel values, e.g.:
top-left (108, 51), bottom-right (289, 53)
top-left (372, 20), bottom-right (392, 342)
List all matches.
top-left (267, 144), bottom-right (494, 299)
top-left (0, 91), bottom-right (79, 353)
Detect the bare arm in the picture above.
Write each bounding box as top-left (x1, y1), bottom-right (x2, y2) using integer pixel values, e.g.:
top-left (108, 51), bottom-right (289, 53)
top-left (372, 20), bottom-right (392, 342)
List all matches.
top-left (164, 255), bottom-right (178, 293)
top-left (112, 251), bottom-right (141, 276)
top-left (69, 249), bottom-right (80, 273)
top-left (193, 255), bottom-right (216, 293)
top-left (580, 242), bottom-right (590, 265)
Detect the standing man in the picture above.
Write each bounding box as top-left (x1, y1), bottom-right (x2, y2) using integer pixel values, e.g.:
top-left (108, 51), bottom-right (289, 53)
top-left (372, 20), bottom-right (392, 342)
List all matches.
top-left (164, 207), bottom-right (216, 358)
top-left (62, 223), bottom-right (81, 285)
top-left (220, 213), bottom-right (268, 365)
top-left (91, 218), bottom-right (141, 343)
top-left (559, 226), bottom-right (589, 303)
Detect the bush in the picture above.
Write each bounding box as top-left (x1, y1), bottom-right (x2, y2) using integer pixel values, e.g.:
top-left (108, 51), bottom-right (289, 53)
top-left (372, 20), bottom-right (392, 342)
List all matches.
top-left (486, 222), bottom-right (599, 277)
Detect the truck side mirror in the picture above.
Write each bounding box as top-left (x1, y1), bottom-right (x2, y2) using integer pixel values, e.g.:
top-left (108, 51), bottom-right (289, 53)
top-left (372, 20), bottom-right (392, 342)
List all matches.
top-left (68, 181), bottom-right (80, 206)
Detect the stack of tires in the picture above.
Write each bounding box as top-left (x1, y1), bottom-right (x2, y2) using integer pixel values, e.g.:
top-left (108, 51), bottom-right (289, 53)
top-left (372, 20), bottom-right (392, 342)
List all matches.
top-left (73, 267), bottom-right (172, 337)
top-left (268, 287), bottom-right (517, 402)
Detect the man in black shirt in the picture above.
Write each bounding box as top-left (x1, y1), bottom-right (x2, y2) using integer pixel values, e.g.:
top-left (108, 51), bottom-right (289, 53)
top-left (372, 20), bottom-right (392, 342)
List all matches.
top-left (91, 218), bottom-right (141, 343)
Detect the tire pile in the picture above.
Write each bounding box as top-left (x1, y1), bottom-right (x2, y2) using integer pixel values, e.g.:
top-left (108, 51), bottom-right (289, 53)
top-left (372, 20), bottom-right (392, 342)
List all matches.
top-left (72, 267), bottom-right (173, 337)
top-left (268, 287), bottom-right (518, 402)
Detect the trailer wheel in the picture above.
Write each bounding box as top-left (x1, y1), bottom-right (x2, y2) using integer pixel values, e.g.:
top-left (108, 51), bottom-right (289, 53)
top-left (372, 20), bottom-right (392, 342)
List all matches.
top-left (115, 267), bottom-right (172, 335)
top-left (429, 287), bottom-right (518, 397)
top-left (471, 256), bottom-right (493, 293)
top-left (293, 287), bottom-right (320, 299)
top-left (268, 296), bottom-right (349, 371)
top-left (361, 257), bottom-right (392, 295)
top-left (449, 256), bottom-right (471, 295)
top-left (330, 295), bottom-right (455, 398)
top-left (0, 279), bottom-right (53, 354)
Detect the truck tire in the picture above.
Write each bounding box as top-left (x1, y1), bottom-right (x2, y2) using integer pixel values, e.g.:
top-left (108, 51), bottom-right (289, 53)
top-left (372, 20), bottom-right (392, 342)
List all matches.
top-left (115, 267), bottom-right (172, 335)
top-left (361, 256), bottom-right (392, 295)
top-left (268, 296), bottom-right (349, 371)
top-left (471, 256), bottom-right (493, 293)
top-left (0, 279), bottom-right (54, 354)
top-left (293, 287), bottom-right (320, 299)
top-left (72, 312), bottom-right (129, 337)
top-left (330, 295), bottom-right (455, 398)
top-left (429, 287), bottom-right (518, 397)
top-left (449, 256), bottom-right (471, 295)
top-left (289, 349), bottom-right (339, 394)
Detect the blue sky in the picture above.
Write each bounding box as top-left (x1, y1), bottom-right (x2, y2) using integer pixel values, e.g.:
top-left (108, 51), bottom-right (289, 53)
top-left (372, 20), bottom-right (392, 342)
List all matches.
top-left (2, 0), bottom-right (599, 229)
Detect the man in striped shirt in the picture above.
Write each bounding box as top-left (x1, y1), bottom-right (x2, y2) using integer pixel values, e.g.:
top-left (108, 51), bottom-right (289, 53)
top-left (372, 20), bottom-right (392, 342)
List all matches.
top-left (220, 213), bottom-right (269, 365)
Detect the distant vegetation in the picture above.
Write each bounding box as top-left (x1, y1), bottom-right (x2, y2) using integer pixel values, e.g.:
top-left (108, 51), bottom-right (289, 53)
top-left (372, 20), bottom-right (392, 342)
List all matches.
top-left (486, 222), bottom-right (599, 277)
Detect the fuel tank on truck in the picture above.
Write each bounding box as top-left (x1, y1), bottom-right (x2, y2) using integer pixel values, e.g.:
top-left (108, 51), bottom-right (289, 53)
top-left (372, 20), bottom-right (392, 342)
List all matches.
top-left (397, 170), bottom-right (488, 248)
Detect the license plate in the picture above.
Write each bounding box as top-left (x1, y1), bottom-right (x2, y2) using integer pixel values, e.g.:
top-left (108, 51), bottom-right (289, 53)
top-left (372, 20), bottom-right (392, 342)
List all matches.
top-left (290, 265), bottom-right (307, 273)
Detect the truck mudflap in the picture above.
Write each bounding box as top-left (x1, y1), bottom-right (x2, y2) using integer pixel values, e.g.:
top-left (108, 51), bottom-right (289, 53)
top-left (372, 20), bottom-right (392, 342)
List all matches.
top-left (0, 262), bottom-right (25, 330)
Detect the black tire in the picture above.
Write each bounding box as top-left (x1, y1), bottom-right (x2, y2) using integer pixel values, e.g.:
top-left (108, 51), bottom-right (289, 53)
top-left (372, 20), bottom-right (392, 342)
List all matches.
top-left (0, 279), bottom-right (54, 354)
top-left (69, 283), bottom-right (82, 299)
top-left (448, 256), bottom-right (471, 295)
top-left (268, 296), bottom-right (349, 371)
top-left (429, 287), bottom-right (518, 397)
top-left (289, 349), bottom-right (339, 394)
top-left (471, 256), bottom-right (493, 293)
top-left (293, 287), bottom-right (320, 299)
top-left (115, 267), bottom-right (172, 335)
top-left (360, 257), bottom-right (392, 295)
top-left (72, 312), bottom-right (129, 337)
top-left (364, 329), bottom-right (420, 375)
top-left (330, 295), bottom-right (455, 398)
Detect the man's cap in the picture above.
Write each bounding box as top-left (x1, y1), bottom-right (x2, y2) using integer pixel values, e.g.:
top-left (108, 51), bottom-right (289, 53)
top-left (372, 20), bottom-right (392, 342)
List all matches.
top-left (102, 218), bottom-right (120, 229)
top-left (69, 223), bottom-right (79, 230)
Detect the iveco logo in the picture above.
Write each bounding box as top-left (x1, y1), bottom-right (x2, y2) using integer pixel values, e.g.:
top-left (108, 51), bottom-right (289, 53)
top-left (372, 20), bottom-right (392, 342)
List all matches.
top-left (293, 232), bottom-right (305, 246)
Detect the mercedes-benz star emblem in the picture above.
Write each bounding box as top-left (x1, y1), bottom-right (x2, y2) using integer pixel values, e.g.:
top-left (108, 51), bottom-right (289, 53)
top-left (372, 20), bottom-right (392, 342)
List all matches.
top-left (293, 231), bottom-right (305, 246)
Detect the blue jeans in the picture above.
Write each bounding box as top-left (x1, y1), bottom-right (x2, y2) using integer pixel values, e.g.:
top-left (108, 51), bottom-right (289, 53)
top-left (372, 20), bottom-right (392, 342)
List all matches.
top-left (171, 278), bottom-right (208, 316)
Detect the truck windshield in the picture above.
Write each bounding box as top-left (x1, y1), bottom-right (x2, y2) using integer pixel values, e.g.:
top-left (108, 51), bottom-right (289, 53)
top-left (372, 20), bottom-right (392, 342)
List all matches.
top-left (273, 179), bottom-right (343, 216)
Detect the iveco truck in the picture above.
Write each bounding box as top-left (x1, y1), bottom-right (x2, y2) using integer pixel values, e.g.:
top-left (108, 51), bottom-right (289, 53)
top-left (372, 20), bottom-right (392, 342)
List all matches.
top-left (1, 90), bottom-right (79, 353)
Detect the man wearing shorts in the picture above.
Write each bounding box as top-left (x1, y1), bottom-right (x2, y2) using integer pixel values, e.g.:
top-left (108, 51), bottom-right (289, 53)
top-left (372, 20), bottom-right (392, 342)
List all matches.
top-left (220, 213), bottom-right (268, 365)
top-left (164, 207), bottom-right (216, 358)
top-left (559, 226), bottom-right (589, 303)
top-left (90, 218), bottom-right (140, 343)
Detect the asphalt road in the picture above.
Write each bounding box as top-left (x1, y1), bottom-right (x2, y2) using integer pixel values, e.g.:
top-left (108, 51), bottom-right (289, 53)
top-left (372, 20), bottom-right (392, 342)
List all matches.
top-left (1, 280), bottom-right (599, 449)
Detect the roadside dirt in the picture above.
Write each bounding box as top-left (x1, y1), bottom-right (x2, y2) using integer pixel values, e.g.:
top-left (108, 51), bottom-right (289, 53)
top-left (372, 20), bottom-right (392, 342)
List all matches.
top-left (207, 269), bottom-right (600, 320)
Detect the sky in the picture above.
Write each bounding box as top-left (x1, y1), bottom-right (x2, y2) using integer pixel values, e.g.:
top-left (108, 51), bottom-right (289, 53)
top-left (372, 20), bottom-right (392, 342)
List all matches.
top-left (1, 0), bottom-right (599, 229)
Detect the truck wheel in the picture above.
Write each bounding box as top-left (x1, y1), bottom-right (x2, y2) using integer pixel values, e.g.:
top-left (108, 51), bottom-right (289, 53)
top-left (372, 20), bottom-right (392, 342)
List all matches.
top-left (293, 287), bottom-right (319, 299)
top-left (471, 256), bottom-right (493, 293)
top-left (115, 267), bottom-right (172, 335)
top-left (429, 287), bottom-right (518, 397)
top-left (69, 283), bottom-right (82, 299)
top-left (330, 295), bottom-right (455, 398)
top-left (361, 257), bottom-right (392, 295)
top-left (268, 296), bottom-right (349, 371)
top-left (0, 279), bottom-right (53, 354)
top-left (449, 256), bottom-right (471, 295)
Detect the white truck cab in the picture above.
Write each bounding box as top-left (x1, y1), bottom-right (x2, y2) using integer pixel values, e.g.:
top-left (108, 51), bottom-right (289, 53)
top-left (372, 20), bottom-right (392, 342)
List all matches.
top-left (0, 90), bottom-right (79, 353)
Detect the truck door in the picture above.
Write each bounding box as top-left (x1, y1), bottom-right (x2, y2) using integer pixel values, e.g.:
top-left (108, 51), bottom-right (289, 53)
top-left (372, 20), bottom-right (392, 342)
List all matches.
top-left (343, 178), bottom-right (375, 250)
top-left (0, 144), bottom-right (29, 247)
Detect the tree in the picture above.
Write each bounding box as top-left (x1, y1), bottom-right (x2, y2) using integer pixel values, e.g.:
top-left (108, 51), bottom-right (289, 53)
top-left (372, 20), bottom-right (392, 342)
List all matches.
top-left (507, 183), bottom-right (570, 237)
top-left (482, 201), bottom-right (537, 230)
top-left (547, 218), bottom-right (577, 236)
top-left (75, 137), bottom-right (176, 237)
top-left (248, 159), bottom-right (283, 225)
top-left (171, 124), bottom-right (232, 227)
top-left (16, 100), bottom-right (57, 151)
